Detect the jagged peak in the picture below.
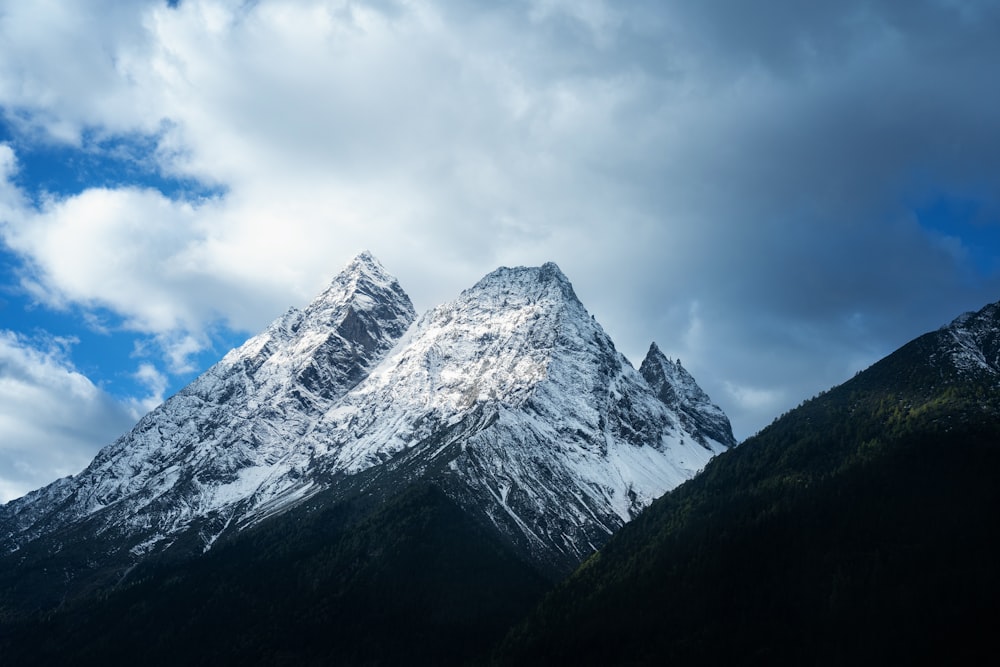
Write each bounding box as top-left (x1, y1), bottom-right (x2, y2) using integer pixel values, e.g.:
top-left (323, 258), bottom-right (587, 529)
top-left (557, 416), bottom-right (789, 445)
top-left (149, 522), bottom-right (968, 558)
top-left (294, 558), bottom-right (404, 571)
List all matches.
top-left (472, 261), bottom-right (570, 286)
top-left (642, 342), bottom-right (683, 371)
top-left (943, 301), bottom-right (1000, 332)
top-left (352, 249), bottom-right (378, 264)
top-left (640, 342), bottom-right (737, 448)
top-left (220, 252), bottom-right (415, 374)
top-left (342, 250), bottom-right (387, 278)
top-left (305, 251), bottom-right (414, 319)
top-left (335, 251), bottom-right (397, 291)
top-left (642, 343), bottom-right (696, 383)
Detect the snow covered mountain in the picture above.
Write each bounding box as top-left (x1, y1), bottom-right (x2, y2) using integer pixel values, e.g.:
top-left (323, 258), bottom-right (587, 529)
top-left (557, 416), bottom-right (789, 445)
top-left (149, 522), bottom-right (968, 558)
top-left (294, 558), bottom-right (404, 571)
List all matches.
top-left (0, 254), bottom-right (733, 588)
top-left (299, 262), bottom-right (732, 569)
top-left (0, 251), bottom-right (415, 559)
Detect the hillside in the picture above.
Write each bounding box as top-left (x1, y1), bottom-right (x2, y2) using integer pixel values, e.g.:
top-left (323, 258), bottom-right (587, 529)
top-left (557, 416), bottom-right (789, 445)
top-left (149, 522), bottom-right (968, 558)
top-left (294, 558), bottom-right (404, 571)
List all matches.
top-left (498, 303), bottom-right (1000, 665)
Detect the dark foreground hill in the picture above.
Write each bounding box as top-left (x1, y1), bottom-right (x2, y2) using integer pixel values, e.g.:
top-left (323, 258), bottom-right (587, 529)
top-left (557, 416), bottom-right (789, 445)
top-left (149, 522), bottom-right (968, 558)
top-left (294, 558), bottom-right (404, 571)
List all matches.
top-left (0, 481), bottom-right (551, 666)
top-left (497, 303), bottom-right (1000, 665)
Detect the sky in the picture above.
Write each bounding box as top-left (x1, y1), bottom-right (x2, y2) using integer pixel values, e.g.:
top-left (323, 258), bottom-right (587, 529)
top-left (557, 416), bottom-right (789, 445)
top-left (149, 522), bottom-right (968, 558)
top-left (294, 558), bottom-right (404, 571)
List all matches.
top-left (1, 0), bottom-right (999, 503)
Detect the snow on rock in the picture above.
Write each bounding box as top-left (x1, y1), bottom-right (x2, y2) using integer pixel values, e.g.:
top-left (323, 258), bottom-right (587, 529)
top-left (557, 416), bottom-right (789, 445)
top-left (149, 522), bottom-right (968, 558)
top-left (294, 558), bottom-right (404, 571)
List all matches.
top-left (940, 303), bottom-right (1000, 377)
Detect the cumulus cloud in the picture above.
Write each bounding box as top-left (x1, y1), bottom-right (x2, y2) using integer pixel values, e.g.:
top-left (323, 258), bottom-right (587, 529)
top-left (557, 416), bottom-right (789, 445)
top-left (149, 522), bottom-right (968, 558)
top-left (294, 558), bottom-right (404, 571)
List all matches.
top-left (0, 0), bottom-right (998, 450)
top-left (0, 331), bottom-right (134, 502)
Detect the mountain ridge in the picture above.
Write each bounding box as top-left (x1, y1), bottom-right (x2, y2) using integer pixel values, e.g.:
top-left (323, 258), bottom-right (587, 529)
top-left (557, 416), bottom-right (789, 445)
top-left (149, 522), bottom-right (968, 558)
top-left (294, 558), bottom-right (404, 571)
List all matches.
top-left (1, 252), bottom-right (734, 609)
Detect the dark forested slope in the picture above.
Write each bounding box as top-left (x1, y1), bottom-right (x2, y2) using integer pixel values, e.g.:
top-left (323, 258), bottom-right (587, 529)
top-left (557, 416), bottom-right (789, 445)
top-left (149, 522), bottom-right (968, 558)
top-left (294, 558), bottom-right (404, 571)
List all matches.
top-left (499, 303), bottom-right (1000, 665)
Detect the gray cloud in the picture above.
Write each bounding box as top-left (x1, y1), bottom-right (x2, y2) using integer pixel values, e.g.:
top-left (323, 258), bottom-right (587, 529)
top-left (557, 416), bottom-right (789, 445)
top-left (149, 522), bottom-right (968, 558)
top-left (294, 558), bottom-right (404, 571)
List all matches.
top-left (0, 331), bottom-right (135, 502)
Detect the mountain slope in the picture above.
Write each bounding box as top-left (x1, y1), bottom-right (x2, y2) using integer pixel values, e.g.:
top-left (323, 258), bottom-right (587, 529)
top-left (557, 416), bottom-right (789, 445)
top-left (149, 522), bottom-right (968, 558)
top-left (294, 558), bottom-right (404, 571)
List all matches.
top-left (499, 300), bottom-right (1000, 665)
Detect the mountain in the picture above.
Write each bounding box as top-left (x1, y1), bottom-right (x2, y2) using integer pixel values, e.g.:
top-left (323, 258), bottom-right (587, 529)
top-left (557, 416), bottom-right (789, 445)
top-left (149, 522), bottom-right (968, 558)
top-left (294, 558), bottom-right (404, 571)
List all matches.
top-left (0, 254), bottom-right (733, 618)
top-left (0, 251), bottom-right (416, 610)
top-left (499, 299), bottom-right (1000, 665)
top-left (296, 261), bottom-right (732, 572)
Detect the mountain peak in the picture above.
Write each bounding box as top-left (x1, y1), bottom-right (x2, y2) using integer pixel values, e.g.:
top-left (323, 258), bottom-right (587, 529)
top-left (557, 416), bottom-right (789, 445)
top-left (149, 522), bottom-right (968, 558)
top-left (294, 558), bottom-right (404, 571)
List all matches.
top-left (463, 261), bottom-right (582, 312)
top-left (640, 343), bottom-right (737, 448)
top-left (305, 252), bottom-right (412, 321)
top-left (934, 300), bottom-right (1000, 377)
top-left (343, 250), bottom-right (386, 279)
top-left (330, 250), bottom-right (396, 291)
top-left (645, 341), bottom-right (679, 365)
top-left (641, 342), bottom-right (678, 374)
top-left (476, 261), bottom-right (569, 285)
top-left (0, 252), bottom-right (418, 571)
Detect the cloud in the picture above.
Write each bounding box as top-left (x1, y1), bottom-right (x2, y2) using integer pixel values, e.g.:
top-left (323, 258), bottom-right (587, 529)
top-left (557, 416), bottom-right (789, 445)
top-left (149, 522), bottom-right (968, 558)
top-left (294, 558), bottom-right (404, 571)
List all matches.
top-left (0, 0), bottom-right (156, 143)
top-left (128, 362), bottom-right (169, 417)
top-left (0, 331), bottom-right (135, 502)
top-left (0, 0), bottom-right (998, 448)
top-left (723, 381), bottom-right (786, 423)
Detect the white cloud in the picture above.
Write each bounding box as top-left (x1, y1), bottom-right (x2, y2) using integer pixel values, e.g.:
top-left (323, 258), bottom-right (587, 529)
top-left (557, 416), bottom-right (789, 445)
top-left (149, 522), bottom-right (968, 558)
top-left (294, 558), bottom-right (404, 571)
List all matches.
top-left (0, 331), bottom-right (135, 503)
top-left (1, 1), bottom-right (666, 349)
top-left (723, 381), bottom-right (785, 422)
top-left (0, 0), bottom-right (157, 143)
top-left (128, 362), bottom-right (169, 417)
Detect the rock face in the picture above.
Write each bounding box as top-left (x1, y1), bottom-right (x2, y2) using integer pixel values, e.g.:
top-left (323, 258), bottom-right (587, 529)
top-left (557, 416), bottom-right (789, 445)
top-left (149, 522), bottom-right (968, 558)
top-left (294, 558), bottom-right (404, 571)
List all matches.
top-left (0, 254), bottom-right (734, 592)
top-left (640, 343), bottom-right (738, 449)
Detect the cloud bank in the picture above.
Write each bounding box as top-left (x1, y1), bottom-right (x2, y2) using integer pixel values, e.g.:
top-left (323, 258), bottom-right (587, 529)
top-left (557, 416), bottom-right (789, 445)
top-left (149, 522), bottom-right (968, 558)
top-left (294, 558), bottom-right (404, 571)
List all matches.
top-left (1, 0), bottom-right (999, 496)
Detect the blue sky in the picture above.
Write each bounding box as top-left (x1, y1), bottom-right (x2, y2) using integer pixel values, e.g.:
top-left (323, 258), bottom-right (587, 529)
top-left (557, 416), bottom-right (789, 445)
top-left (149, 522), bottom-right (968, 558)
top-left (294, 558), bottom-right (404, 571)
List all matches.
top-left (0, 116), bottom-right (238, 397)
top-left (1, 0), bottom-right (999, 502)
